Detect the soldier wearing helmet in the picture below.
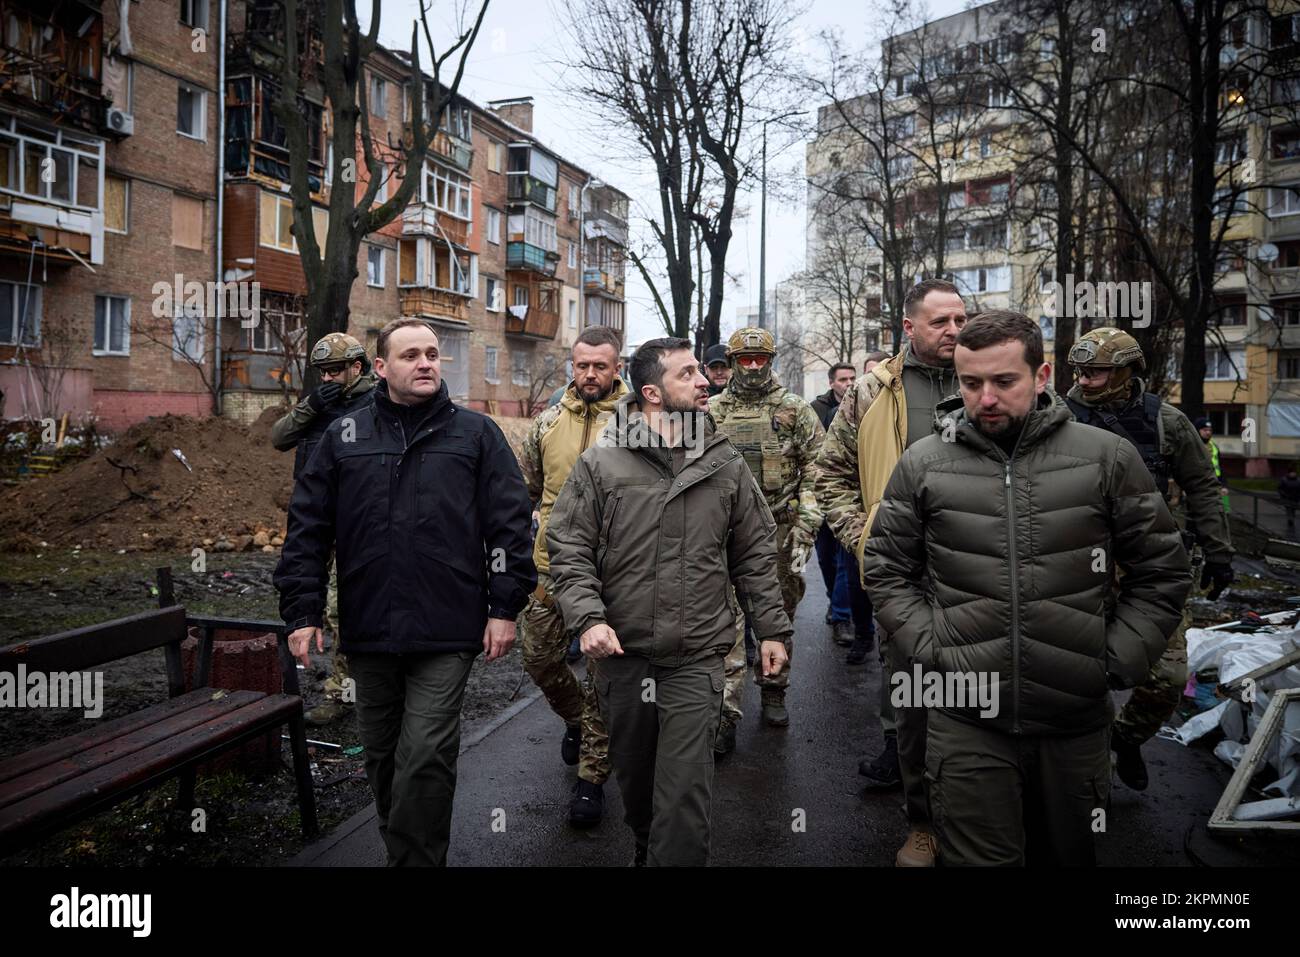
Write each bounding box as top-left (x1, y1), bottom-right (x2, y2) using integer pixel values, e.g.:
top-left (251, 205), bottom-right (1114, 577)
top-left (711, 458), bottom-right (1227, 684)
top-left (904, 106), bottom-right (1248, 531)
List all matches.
top-left (1066, 326), bottom-right (1234, 792)
top-left (272, 332), bottom-right (378, 478)
top-left (708, 326), bottom-right (825, 746)
top-left (271, 330), bottom-right (379, 726)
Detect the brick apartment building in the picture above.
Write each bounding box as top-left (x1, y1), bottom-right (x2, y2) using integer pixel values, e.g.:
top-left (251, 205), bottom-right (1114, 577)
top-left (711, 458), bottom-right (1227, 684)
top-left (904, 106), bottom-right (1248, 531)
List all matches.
top-left (0, 0), bottom-right (628, 431)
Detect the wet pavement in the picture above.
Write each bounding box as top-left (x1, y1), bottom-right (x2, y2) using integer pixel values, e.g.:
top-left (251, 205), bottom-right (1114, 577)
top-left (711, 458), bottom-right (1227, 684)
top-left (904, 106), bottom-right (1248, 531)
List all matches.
top-left (290, 575), bottom-right (1300, 867)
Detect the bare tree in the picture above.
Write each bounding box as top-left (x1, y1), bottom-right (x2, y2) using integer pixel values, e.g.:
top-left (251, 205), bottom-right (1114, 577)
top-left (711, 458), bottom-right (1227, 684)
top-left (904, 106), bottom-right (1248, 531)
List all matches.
top-left (563, 0), bottom-right (797, 347)
top-left (271, 0), bottom-right (488, 385)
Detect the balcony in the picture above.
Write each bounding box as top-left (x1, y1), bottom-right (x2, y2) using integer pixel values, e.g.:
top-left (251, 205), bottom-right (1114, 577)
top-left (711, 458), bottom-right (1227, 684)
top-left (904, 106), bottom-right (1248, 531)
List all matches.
top-left (505, 305), bottom-right (561, 340)
top-left (0, 2), bottom-right (107, 135)
top-left (401, 204), bottom-right (469, 246)
top-left (583, 211), bottom-right (628, 247)
top-left (507, 241), bottom-right (558, 276)
top-left (400, 287), bottom-right (471, 323)
top-left (583, 269), bottom-right (625, 299)
top-left (430, 129), bottom-right (472, 173)
top-left (507, 174), bottom-right (557, 212)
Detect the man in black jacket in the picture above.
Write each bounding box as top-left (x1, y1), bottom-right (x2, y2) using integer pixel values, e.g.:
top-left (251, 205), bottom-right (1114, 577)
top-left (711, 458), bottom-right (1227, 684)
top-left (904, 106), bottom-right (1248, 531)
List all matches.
top-left (274, 318), bottom-right (536, 866)
top-left (809, 364), bottom-right (860, 648)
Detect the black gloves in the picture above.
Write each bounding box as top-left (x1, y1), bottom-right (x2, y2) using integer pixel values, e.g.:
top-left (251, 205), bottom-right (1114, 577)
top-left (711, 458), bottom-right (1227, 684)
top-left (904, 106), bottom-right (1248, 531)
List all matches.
top-left (307, 381), bottom-right (343, 412)
top-left (1201, 558), bottom-right (1235, 601)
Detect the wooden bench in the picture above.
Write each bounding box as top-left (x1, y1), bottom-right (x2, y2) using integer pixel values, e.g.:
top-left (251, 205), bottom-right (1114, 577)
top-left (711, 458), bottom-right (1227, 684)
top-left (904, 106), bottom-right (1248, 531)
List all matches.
top-left (0, 604), bottom-right (318, 856)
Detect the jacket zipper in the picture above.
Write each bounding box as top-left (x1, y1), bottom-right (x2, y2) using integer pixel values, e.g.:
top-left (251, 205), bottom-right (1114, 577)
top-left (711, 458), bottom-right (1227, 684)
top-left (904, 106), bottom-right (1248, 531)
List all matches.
top-left (1002, 423), bottom-right (1028, 735)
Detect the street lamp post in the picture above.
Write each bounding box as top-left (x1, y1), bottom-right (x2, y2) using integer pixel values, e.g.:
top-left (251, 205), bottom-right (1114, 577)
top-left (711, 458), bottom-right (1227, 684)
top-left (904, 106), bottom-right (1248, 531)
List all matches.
top-left (758, 111), bottom-right (806, 332)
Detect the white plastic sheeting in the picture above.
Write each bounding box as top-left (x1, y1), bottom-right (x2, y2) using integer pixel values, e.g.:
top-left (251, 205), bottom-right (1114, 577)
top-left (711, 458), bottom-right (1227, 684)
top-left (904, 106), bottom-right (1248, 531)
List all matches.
top-left (1158, 627), bottom-right (1300, 797)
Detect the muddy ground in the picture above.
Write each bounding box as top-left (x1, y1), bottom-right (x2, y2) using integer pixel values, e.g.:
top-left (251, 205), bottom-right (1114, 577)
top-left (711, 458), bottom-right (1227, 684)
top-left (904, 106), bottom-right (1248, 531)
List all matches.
top-left (0, 549), bottom-right (532, 867)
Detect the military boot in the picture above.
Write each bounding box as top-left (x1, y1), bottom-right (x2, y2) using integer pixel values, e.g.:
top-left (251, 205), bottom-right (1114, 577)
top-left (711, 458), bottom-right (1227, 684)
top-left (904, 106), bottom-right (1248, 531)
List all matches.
top-left (846, 632), bottom-right (875, 665)
top-left (896, 828), bottom-right (938, 867)
top-left (859, 735), bottom-right (902, 790)
top-left (568, 780), bottom-right (604, 827)
top-left (761, 690), bottom-right (789, 727)
top-left (1112, 736), bottom-right (1149, 791)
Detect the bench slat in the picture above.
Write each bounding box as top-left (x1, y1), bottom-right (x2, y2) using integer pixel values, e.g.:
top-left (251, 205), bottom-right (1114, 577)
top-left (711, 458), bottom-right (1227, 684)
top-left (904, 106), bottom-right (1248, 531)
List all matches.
top-left (0, 694), bottom-right (304, 843)
top-left (0, 688), bottom-right (233, 785)
top-left (0, 607), bottom-right (188, 674)
top-left (0, 690), bottom-right (265, 808)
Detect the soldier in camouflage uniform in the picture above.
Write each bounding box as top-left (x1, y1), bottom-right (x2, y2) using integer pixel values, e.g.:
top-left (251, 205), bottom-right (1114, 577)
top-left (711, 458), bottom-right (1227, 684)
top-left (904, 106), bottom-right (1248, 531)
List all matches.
top-left (709, 327), bottom-right (824, 751)
top-left (1066, 328), bottom-right (1235, 791)
top-left (271, 332), bottom-right (377, 726)
top-left (518, 326), bottom-right (626, 826)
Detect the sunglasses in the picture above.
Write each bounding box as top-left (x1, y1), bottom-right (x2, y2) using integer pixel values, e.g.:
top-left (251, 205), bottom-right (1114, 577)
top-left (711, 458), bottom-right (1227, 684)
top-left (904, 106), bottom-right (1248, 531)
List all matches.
top-left (737, 355), bottom-right (770, 368)
top-left (1074, 365), bottom-right (1107, 379)
top-left (318, 363), bottom-right (348, 376)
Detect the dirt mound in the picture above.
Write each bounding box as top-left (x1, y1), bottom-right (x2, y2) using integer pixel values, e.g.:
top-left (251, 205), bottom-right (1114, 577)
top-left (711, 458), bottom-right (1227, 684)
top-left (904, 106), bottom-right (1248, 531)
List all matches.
top-left (0, 407), bottom-right (534, 554)
top-left (0, 413), bottom-right (294, 553)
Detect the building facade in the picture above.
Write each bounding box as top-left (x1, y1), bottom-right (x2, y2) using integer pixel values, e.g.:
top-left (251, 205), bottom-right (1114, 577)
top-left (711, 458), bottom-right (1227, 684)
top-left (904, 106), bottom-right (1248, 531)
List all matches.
top-left (0, 0), bottom-right (628, 431)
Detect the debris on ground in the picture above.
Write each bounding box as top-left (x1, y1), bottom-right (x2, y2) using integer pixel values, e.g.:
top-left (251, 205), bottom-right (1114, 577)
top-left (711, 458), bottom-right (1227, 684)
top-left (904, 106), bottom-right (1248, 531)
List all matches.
top-left (0, 410), bottom-right (535, 554)
top-left (0, 409), bottom-right (296, 553)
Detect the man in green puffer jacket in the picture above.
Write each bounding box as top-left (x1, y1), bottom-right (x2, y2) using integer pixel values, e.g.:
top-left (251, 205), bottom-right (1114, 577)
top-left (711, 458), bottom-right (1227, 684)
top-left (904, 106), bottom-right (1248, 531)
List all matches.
top-left (547, 337), bottom-right (792, 866)
top-left (862, 311), bottom-right (1191, 866)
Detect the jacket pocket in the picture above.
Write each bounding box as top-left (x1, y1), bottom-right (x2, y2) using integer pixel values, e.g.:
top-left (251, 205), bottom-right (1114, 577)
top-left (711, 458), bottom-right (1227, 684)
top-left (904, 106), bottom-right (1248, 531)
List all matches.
top-left (596, 490), bottom-right (623, 576)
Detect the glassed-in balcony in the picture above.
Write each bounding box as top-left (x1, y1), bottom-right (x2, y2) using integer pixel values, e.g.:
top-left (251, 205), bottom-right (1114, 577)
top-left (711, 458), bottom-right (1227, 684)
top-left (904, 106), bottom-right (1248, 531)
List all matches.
top-left (507, 174), bottom-right (557, 211)
top-left (507, 241), bottom-right (558, 276)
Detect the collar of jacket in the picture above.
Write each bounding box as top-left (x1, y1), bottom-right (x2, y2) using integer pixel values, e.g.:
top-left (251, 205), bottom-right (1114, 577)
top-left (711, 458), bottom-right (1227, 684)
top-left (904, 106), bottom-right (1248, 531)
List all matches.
top-left (343, 370), bottom-right (379, 400)
top-left (559, 375), bottom-right (628, 417)
top-left (902, 341), bottom-right (957, 379)
top-left (937, 389), bottom-right (1072, 455)
top-left (372, 378), bottom-right (452, 439)
top-left (816, 387), bottom-right (839, 409)
top-left (1066, 377), bottom-right (1146, 412)
top-left (600, 391), bottom-right (724, 452)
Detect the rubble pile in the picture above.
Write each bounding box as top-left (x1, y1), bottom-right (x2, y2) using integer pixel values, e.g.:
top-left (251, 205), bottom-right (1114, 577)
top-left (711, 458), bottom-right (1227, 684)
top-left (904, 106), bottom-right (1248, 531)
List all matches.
top-left (0, 409), bottom-right (535, 553)
top-left (0, 408), bottom-right (294, 553)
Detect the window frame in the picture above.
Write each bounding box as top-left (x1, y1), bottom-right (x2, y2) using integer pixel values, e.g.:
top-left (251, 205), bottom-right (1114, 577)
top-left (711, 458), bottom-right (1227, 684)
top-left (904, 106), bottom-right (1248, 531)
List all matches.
top-left (93, 294), bottom-right (131, 356)
top-left (177, 84), bottom-right (207, 141)
top-left (485, 344), bottom-right (500, 384)
top-left (172, 302), bottom-right (204, 364)
top-left (366, 245), bottom-right (386, 288)
top-left (0, 281), bottom-right (42, 346)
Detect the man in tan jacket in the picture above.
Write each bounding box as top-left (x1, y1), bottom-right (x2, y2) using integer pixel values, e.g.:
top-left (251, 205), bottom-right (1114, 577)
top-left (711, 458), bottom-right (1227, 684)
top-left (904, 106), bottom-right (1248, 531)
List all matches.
top-left (813, 279), bottom-right (967, 867)
top-left (518, 325), bottom-right (628, 827)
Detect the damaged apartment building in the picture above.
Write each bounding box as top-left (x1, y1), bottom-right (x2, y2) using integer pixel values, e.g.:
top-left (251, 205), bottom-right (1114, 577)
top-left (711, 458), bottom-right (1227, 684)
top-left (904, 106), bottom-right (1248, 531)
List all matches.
top-left (0, 0), bottom-right (628, 429)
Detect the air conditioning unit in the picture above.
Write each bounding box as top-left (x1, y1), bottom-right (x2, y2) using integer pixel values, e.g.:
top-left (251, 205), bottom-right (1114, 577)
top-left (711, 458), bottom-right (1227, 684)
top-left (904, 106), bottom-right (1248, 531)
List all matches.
top-left (105, 107), bottom-right (135, 136)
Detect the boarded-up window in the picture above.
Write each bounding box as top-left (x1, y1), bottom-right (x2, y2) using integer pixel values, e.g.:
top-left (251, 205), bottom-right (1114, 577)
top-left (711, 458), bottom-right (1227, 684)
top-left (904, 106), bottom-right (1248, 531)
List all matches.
top-left (172, 193), bottom-right (203, 249)
top-left (259, 190), bottom-right (277, 246)
top-left (486, 139), bottom-right (500, 173)
top-left (104, 176), bottom-right (128, 232)
top-left (399, 238), bottom-right (420, 285)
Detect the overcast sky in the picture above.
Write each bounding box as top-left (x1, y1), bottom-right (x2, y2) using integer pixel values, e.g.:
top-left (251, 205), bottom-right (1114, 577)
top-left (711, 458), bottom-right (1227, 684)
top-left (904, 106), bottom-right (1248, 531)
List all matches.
top-left (369, 0), bottom-right (971, 346)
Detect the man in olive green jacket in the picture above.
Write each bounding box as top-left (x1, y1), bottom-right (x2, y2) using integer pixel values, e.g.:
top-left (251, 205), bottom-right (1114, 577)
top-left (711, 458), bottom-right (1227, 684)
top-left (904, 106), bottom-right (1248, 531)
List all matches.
top-left (547, 337), bottom-right (791, 866)
top-left (862, 312), bottom-right (1191, 866)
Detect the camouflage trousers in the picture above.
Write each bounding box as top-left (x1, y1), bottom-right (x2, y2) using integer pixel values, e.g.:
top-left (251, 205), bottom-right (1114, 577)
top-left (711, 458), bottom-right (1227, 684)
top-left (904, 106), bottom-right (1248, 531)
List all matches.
top-left (322, 556), bottom-right (351, 700)
top-left (1113, 601), bottom-right (1191, 747)
top-left (721, 521), bottom-right (803, 726)
top-left (519, 572), bottom-right (610, 785)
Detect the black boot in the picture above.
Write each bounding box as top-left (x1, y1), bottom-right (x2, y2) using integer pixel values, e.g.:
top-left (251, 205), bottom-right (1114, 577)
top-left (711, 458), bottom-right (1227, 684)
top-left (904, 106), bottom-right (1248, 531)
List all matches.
top-left (568, 779), bottom-right (605, 827)
top-left (846, 631), bottom-right (875, 664)
top-left (1112, 736), bottom-right (1149, 791)
top-left (859, 735), bottom-right (902, 790)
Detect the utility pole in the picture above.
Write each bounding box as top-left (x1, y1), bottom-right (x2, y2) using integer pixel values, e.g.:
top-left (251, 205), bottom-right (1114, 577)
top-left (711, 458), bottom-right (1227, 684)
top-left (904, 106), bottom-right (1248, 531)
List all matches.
top-left (758, 111), bottom-right (806, 330)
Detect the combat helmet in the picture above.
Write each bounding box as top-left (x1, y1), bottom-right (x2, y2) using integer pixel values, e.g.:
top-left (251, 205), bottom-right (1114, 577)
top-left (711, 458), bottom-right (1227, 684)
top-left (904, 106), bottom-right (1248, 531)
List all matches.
top-left (726, 326), bottom-right (776, 391)
top-left (309, 332), bottom-right (369, 373)
top-left (1068, 327), bottom-right (1145, 404)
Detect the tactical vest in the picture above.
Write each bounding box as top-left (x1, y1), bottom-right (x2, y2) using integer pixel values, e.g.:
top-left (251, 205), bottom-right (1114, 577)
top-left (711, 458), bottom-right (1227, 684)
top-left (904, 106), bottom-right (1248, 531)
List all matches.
top-left (719, 403), bottom-right (792, 502)
top-left (1066, 392), bottom-right (1171, 496)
